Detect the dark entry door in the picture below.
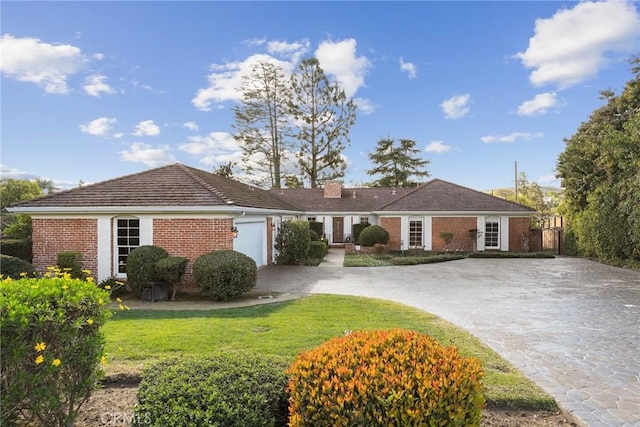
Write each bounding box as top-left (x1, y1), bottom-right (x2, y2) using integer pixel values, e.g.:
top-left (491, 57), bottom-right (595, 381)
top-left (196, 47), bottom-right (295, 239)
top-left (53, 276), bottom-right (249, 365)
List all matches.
top-left (333, 217), bottom-right (344, 243)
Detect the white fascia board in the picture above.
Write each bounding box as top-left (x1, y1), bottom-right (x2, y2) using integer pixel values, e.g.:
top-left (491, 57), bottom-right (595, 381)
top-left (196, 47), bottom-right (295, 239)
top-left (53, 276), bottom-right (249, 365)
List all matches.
top-left (7, 205), bottom-right (302, 216)
top-left (375, 211), bottom-right (534, 217)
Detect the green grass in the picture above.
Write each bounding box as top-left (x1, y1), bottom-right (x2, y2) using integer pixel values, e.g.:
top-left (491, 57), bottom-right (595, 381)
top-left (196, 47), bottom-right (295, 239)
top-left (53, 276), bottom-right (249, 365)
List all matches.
top-left (344, 251), bottom-right (554, 266)
top-left (104, 294), bottom-right (556, 410)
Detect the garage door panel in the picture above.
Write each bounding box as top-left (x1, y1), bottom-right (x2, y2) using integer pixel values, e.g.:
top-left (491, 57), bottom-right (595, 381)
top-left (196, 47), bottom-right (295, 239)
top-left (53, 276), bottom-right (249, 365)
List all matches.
top-left (233, 222), bottom-right (264, 267)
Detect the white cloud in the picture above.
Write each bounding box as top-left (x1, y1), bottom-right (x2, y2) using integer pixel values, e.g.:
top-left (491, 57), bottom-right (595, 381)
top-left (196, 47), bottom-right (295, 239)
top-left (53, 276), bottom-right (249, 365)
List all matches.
top-left (266, 39), bottom-right (310, 62)
top-left (132, 120), bottom-right (160, 137)
top-left (399, 57), bottom-right (417, 79)
top-left (119, 142), bottom-right (175, 167)
top-left (79, 117), bottom-right (117, 136)
top-left (179, 132), bottom-right (239, 156)
top-left (440, 93), bottom-right (471, 119)
top-left (481, 132), bottom-right (544, 143)
top-left (515, 1), bottom-right (640, 88)
top-left (0, 34), bottom-right (87, 94)
top-left (83, 74), bottom-right (115, 97)
top-left (538, 173), bottom-right (560, 185)
top-left (517, 92), bottom-right (559, 116)
top-left (182, 121), bottom-right (200, 131)
top-left (93, 53), bottom-right (105, 60)
top-left (425, 140), bottom-right (452, 153)
top-left (0, 164), bottom-right (35, 180)
top-left (192, 53), bottom-right (292, 111)
top-left (315, 38), bottom-right (371, 98)
top-left (353, 97), bottom-right (376, 115)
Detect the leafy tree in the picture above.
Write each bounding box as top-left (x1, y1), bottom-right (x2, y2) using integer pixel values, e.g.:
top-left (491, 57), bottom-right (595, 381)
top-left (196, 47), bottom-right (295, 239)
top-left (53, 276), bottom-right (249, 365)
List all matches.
top-left (1, 179), bottom-right (43, 236)
top-left (556, 56), bottom-right (640, 265)
top-left (35, 178), bottom-right (57, 194)
top-left (367, 138), bottom-right (430, 187)
top-left (284, 175), bottom-right (304, 188)
top-left (212, 161), bottom-right (236, 179)
top-left (1, 179), bottom-right (43, 210)
top-left (289, 58), bottom-right (357, 188)
top-left (233, 61), bottom-right (292, 188)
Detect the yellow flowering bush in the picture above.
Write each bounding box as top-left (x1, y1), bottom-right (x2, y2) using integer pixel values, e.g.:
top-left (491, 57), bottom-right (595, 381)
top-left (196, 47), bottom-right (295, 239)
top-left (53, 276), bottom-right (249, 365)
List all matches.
top-left (0, 269), bottom-right (112, 426)
top-left (287, 329), bottom-right (485, 426)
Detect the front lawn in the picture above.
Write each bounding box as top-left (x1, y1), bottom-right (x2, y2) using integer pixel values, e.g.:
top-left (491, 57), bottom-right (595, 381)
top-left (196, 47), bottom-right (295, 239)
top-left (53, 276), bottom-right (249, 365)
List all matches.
top-left (344, 251), bottom-right (555, 267)
top-left (104, 294), bottom-right (556, 410)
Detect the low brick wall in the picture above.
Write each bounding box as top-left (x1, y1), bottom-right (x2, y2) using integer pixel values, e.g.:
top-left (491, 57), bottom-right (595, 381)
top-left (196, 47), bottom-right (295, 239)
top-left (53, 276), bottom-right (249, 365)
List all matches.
top-left (344, 243), bottom-right (381, 255)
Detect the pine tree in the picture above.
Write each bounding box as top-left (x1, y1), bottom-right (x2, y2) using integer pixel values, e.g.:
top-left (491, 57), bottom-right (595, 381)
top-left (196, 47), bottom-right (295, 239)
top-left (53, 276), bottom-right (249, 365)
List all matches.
top-left (232, 61), bottom-right (292, 188)
top-left (367, 138), bottom-right (430, 187)
top-left (289, 58), bottom-right (357, 188)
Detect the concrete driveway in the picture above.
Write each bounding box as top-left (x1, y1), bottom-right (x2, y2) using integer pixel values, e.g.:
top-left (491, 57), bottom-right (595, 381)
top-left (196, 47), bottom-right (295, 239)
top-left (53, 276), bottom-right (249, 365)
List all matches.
top-left (256, 253), bottom-right (640, 427)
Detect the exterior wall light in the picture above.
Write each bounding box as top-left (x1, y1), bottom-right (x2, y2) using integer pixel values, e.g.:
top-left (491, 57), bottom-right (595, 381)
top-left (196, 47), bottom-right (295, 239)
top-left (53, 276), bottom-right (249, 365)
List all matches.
top-left (231, 226), bottom-right (239, 238)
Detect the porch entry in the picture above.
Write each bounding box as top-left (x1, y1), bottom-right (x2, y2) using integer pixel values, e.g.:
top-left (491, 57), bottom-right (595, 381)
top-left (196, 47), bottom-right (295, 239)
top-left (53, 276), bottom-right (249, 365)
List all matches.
top-left (333, 217), bottom-right (344, 243)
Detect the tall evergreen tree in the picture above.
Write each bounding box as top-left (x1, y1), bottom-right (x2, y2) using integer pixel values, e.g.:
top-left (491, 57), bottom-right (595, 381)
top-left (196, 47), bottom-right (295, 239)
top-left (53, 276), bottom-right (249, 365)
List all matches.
top-left (366, 138), bottom-right (430, 187)
top-left (289, 58), bottom-right (357, 188)
top-left (232, 61), bottom-right (292, 188)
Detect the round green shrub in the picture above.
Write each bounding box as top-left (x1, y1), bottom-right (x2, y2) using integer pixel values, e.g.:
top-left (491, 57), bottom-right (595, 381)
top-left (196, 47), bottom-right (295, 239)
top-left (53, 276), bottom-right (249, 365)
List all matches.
top-left (0, 254), bottom-right (36, 279)
top-left (125, 245), bottom-right (168, 292)
top-left (308, 241), bottom-right (326, 261)
top-left (288, 329), bottom-right (485, 426)
top-left (358, 225), bottom-right (389, 247)
top-left (193, 250), bottom-right (257, 301)
top-left (309, 229), bottom-right (320, 241)
top-left (352, 223), bottom-right (370, 244)
top-left (134, 352), bottom-right (289, 427)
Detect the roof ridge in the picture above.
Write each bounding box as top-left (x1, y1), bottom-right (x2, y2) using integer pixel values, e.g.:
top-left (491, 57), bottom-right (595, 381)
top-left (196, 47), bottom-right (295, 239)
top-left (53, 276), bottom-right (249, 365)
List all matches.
top-left (375, 178), bottom-right (438, 210)
top-left (176, 164), bottom-right (235, 205)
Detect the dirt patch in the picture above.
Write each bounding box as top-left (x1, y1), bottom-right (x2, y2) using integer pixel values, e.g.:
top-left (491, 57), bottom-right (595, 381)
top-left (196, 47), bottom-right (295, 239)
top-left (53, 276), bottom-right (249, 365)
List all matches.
top-left (74, 374), bottom-right (578, 427)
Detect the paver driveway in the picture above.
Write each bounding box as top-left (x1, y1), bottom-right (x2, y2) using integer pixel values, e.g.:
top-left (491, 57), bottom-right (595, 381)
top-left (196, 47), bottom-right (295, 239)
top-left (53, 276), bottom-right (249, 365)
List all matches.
top-left (256, 254), bottom-right (640, 427)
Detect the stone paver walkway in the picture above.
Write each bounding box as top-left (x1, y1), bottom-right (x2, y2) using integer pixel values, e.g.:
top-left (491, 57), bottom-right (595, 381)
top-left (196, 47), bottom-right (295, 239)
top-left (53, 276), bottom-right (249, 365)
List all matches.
top-left (256, 250), bottom-right (640, 427)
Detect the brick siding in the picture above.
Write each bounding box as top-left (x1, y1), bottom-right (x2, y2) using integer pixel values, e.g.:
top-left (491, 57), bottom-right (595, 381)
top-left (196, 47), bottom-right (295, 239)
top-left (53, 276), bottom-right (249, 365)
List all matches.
top-left (509, 217), bottom-right (532, 252)
top-left (31, 218), bottom-right (98, 275)
top-left (380, 217), bottom-right (401, 249)
top-left (432, 217), bottom-right (477, 251)
top-left (154, 218), bottom-right (234, 292)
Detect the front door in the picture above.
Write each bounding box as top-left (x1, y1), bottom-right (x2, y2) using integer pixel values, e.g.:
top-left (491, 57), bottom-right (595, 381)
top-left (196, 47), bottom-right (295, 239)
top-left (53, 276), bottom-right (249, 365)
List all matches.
top-left (333, 217), bottom-right (344, 243)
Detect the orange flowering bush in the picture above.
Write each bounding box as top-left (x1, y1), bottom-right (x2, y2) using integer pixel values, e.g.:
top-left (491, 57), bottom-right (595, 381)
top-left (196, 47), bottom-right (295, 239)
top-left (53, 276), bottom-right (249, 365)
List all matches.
top-left (287, 329), bottom-right (485, 426)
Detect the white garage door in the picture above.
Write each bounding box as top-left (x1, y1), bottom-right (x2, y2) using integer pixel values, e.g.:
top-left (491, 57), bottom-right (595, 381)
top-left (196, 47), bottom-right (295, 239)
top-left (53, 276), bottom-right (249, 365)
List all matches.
top-left (234, 222), bottom-right (265, 267)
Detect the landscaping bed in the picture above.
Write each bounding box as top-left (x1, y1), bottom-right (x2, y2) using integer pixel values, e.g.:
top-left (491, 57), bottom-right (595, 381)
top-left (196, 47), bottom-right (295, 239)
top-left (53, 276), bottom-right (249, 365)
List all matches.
top-left (344, 251), bottom-right (555, 267)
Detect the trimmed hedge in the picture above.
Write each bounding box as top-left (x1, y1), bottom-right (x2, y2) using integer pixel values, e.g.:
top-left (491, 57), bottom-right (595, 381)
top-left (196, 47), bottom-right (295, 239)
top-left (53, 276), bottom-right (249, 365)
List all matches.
top-left (352, 223), bottom-right (370, 245)
top-left (1, 274), bottom-right (112, 426)
top-left (57, 251), bottom-right (86, 279)
top-left (126, 245), bottom-right (169, 292)
top-left (0, 254), bottom-right (36, 279)
top-left (0, 238), bottom-right (32, 262)
top-left (193, 250), bottom-right (257, 301)
top-left (134, 352), bottom-right (290, 427)
top-left (275, 221), bottom-right (311, 265)
top-left (155, 256), bottom-right (188, 300)
top-left (358, 225), bottom-right (389, 247)
top-left (308, 221), bottom-right (324, 237)
top-left (288, 329), bottom-right (485, 426)
top-left (308, 241), bottom-right (326, 261)
top-left (309, 229), bottom-right (320, 241)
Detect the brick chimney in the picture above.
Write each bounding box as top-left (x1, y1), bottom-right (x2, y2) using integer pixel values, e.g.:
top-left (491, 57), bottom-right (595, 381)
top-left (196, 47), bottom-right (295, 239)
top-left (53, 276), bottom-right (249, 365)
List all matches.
top-left (323, 181), bottom-right (343, 198)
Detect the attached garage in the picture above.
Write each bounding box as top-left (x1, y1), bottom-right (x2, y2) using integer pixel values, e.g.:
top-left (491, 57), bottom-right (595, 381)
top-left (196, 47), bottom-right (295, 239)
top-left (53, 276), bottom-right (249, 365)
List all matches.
top-left (233, 220), bottom-right (266, 267)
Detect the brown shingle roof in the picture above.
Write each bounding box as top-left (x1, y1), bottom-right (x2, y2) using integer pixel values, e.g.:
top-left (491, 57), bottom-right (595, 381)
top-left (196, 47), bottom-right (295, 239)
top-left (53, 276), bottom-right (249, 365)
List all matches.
top-left (269, 187), bottom-right (414, 212)
top-left (270, 180), bottom-right (533, 213)
top-left (378, 179), bottom-right (535, 213)
top-left (10, 164), bottom-right (301, 211)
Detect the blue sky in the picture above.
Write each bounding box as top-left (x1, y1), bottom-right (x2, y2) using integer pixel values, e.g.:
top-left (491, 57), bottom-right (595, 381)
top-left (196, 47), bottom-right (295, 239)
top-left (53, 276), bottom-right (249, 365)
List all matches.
top-left (1, 1), bottom-right (638, 191)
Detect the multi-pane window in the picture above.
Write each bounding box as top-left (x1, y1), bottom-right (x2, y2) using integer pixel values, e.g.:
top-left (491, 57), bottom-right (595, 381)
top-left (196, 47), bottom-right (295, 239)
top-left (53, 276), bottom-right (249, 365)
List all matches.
top-left (485, 220), bottom-right (499, 248)
top-left (307, 217), bottom-right (316, 222)
top-left (116, 218), bottom-right (140, 273)
top-left (409, 219), bottom-right (423, 247)
top-left (360, 217), bottom-right (369, 224)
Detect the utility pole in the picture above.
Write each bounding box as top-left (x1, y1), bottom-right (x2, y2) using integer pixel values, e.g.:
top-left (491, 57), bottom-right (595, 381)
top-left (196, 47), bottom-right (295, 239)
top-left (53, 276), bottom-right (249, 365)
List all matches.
top-left (514, 161), bottom-right (519, 203)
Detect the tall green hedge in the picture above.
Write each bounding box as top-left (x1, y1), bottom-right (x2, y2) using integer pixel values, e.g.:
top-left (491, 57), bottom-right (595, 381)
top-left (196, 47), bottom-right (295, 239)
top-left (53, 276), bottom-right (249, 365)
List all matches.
top-left (275, 221), bottom-right (311, 265)
top-left (0, 238), bottom-right (32, 262)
